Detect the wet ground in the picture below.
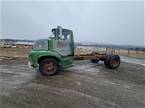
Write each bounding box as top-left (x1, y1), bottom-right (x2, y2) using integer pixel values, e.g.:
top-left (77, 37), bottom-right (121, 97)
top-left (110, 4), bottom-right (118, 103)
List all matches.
top-left (0, 58), bottom-right (145, 108)
top-left (121, 56), bottom-right (145, 66)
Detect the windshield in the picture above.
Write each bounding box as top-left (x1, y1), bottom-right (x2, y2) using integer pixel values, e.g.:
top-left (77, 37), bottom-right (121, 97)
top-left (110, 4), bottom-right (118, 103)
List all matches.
top-left (33, 39), bottom-right (48, 50)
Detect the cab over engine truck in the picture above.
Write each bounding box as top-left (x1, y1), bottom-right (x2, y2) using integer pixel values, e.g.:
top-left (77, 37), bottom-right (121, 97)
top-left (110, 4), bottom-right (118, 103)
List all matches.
top-left (28, 26), bottom-right (121, 76)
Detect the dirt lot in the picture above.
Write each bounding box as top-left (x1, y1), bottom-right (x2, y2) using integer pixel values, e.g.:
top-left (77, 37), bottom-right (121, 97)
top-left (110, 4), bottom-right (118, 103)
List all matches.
top-left (0, 58), bottom-right (145, 108)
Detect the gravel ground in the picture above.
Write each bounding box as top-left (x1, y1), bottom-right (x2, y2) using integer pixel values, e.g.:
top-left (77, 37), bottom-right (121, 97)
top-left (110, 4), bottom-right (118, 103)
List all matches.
top-left (0, 58), bottom-right (145, 108)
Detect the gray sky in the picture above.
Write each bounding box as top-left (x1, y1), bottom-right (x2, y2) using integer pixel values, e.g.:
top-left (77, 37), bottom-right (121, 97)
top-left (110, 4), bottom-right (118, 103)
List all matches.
top-left (0, 0), bottom-right (144, 46)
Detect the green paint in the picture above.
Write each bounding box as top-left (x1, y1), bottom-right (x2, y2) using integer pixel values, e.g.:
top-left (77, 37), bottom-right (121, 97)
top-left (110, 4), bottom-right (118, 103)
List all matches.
top-left (28, 26), bottom-right (74, 69)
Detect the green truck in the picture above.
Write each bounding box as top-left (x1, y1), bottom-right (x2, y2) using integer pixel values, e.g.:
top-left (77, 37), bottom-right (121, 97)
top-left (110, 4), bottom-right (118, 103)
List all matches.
top-left (28, 26), bottom-right (120, 76)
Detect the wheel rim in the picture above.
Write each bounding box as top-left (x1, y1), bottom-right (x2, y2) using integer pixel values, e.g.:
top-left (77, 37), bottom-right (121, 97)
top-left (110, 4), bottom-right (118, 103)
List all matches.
top-left (111, 59), bottom-right (120, 67)
top-left (43, 61), bottom-right (56, 74)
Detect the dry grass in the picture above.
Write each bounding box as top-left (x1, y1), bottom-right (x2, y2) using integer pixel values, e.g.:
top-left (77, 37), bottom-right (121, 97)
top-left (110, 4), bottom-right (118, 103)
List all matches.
top-left (75, 47), bottom-right (145, 59)
top-left (0, 48), bottom-right (31, 58)
top-left (115, 50), bottom-right (145, 59)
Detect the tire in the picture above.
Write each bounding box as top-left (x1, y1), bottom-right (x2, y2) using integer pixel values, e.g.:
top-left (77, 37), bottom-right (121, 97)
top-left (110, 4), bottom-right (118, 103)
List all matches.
top-left (91, 59), bottom-right (99, 63)
top-left (39, 58), bottom-right (59, 76)
top-left (104, 55), bottom-right (121, 69)
top-left (108, 55), bottom-right (121, 69)
top-left (104, 55), bottom-right (112, 67)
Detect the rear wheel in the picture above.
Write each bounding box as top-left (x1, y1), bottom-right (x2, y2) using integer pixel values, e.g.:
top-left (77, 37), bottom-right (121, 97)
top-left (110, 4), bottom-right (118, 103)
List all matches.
top-left (104, 55), bottom-right (112, 67)
top-left (39, 58), bottom-right (58, 76)
top-left (104, 55), bottom-right (121, 69)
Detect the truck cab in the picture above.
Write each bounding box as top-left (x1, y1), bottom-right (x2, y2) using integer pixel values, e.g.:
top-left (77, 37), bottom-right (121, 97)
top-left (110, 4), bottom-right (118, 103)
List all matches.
top-left (29, 26), bottom-right (74, 76)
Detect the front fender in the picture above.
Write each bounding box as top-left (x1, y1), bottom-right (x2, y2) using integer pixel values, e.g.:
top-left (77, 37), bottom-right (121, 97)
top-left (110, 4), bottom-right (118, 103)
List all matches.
top-left (29, 50), bottom-right (62, 67)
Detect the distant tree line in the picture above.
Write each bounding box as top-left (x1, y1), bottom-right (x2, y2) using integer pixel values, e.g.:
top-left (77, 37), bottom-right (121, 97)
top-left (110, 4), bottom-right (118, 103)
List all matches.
top-left (129, 48), bottom-right (145, 52)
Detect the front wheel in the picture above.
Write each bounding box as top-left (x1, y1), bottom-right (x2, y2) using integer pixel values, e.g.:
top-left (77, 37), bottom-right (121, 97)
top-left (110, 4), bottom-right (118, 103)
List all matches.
top-left (39, 58), bottom-right (59, 76)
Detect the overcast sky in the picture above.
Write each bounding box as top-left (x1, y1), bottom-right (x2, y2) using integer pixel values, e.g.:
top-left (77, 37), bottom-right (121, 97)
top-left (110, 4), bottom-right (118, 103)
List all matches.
top-left (0, 0), bottom-right (144, 46)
